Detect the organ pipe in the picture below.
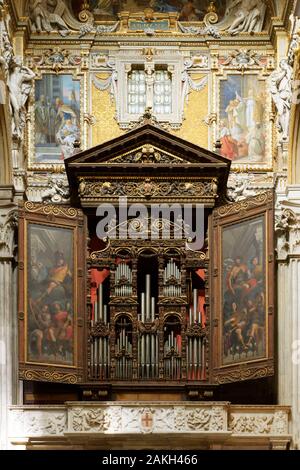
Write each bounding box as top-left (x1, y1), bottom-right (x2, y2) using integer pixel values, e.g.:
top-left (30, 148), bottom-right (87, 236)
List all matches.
top-left (115, 263), bottom-right (132, 297)
top-left (138, 274), bottom-right (158, 379)
top-left (115, 318), bottom-right (133, 380)
top-left (90, 280), bottom-right (110, 380)
top-left (164, 330), bottom-right (181, 380)
top-left (164, 259), bottom-right (181, 297)
top-left (186, 288), bottom-right (205, 380)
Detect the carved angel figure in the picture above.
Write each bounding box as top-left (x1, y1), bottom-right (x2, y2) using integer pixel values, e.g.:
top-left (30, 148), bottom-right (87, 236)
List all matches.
top-left (270, 59), bottom-right (293, 140)
top-left (226, 0), bottom-right (262, 35)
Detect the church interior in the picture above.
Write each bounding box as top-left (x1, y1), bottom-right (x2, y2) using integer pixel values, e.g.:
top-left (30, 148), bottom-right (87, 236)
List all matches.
top-left (0, 0), bottom-right (300, 450)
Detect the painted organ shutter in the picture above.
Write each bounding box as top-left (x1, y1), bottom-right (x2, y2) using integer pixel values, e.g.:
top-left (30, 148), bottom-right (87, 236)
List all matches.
top-left (210, 191), bottom-right (275, 385)
top-left (18, 202), bottom-right (86, 384)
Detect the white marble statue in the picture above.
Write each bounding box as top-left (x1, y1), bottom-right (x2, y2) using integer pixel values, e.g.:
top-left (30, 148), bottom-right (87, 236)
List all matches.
top-left (0, 31), bottom-right (13, 78)
top-left (29, 0), bottom-right (70, 36)
top-left (270, 59), bottom-right (293, 140)
top-left (226, 0), bottom-right (263, 35)
top-left (7, 57), bottom-right (35, 140)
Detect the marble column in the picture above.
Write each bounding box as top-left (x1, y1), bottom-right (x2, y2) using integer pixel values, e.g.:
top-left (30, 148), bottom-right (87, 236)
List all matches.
top-left (276, 197), bottom-right (300, 449)
top-left (0, 194), bottom-right (18, 450)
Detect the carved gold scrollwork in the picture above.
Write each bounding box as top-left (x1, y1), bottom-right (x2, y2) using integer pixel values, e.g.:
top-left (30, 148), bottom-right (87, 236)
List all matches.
top-left (215, 192), bottom-right (273, 218)
top-left (24, 202), bottom-right (78, 219)
top-left (79, 179), bottom-right (218, 200)
top-left (213, 365), bottom-right (275, 385)
top-left (20, 369), bottom-right (79, 384)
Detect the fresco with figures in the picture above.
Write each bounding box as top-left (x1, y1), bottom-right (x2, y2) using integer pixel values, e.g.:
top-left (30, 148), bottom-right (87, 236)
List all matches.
top-left (27, 224), bottom-right (74, 365)
top-left (222, 216), bottom-right (266, 365)
top-left (35, 74), bottom-right (80, 163)
top-left (219, 75), bottom-right (267, 164)
top-left (83, 1), bottom-right (225, 20)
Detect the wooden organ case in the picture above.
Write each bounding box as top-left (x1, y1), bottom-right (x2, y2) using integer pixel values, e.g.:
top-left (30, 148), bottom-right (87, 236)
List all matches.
top-left (19, 124), bottom-right (276, 403)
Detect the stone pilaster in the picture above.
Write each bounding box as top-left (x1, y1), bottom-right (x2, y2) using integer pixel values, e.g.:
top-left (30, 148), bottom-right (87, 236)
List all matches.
top-left (0, 189), bottom-right (18, 450)
top-left (276, 193), bottom-right (300, 449)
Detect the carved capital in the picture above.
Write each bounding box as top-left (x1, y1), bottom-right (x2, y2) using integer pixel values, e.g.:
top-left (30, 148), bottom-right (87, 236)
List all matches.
top-left (275, 206), bottom-right (300, 261)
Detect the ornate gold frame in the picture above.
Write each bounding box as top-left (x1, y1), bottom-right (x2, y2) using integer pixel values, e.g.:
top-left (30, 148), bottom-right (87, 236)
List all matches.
top-left (215, 69), bottom-right (274, 172)
top-left (27, 68), bottom-right (85, 171)
top-left (210, 192), bottom-right (275, 385)
top-left (18, 202), bottom-right (86, 384)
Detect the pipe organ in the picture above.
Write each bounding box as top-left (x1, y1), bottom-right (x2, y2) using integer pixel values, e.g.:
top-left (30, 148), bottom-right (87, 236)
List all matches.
top-left (87, 237), bottom-right (208, 386)
top-left (19, 121), bottom-right (275, 404)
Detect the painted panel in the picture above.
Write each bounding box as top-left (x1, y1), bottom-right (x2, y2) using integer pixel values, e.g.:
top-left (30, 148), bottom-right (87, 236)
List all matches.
top-left (34, 74), bottom-right (80, 163)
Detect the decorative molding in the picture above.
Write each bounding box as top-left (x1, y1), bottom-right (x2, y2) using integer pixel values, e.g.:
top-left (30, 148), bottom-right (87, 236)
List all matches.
top-left (78, 178), bottom-right (218, 200)
top-left (109, 144), bottom-right (184, 165)
top-left (219, 50), bottom-right (268, 70)
top-left (214, 191), bottom-right (273, 219)
top-left (178, 23), bottom-right (221, 39)
top-left (213, 364), bottom-right (275, 385)
top-left (23, 201), bottom-right (77, 219)
top-left (79, 22), bottom-right (119, 38)
top-left (8, 403), bottom-right (290, 444)
top-left (26, 48), bottom-right (82, 72)
top-left (19, 368), bottom-right (80, 385)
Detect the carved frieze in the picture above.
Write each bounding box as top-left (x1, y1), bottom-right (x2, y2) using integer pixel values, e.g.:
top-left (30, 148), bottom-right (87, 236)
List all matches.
top-left (8, 403), bottom-right (290, 440)
top-left (78, 178), bottom-right (218, 200)
top-left (229, 409), bottom-right (289, 436)
top-left (110, 145), bottom-right (184, 165)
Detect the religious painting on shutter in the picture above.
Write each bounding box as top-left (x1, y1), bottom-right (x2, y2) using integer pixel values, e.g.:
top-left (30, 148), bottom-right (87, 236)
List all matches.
top-left (18, 202), bottom-right (86, 384)
top-left (210, 192), bottom-right (275, 384)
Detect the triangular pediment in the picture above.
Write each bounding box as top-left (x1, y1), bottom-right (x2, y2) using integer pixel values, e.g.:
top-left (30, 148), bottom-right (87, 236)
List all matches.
top-left (65, 124), bottom-right (230, 167)
top-left (65, 124), bottom-right (231, 206)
